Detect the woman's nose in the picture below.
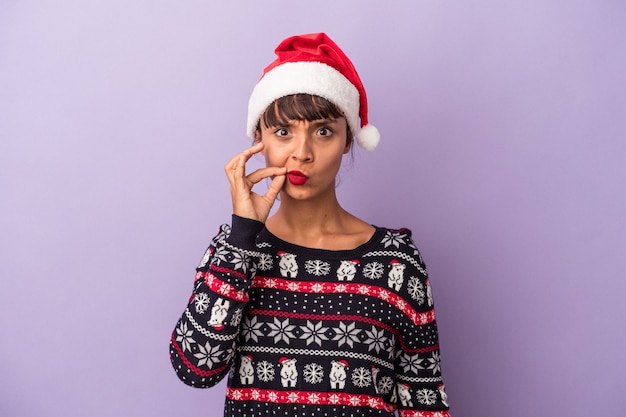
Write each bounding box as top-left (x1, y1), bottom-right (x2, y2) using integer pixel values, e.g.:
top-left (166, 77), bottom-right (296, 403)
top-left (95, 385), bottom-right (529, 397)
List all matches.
top-left (291, 136), bottom-right (313, 162)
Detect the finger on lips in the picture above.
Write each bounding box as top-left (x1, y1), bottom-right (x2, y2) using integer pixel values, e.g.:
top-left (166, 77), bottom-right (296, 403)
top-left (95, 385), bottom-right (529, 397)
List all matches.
top-left (246, 166), bottom-right (286, 184)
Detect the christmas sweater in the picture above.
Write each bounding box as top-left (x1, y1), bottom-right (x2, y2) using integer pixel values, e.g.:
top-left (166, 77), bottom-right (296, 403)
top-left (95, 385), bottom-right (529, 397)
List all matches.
top-left (170, 215), bottom-right (451, 417)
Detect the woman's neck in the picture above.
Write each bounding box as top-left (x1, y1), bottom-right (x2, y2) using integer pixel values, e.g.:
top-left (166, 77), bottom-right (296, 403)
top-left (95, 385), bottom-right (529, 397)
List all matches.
top-left (265, 193), bottom-right (374, 250)
top-left (269, 193), bottom-right (346, 233)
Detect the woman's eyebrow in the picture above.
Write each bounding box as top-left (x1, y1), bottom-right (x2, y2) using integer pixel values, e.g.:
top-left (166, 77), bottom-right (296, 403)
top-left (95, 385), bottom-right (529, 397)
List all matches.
top-left (310, 118), bottom-right (338, 126)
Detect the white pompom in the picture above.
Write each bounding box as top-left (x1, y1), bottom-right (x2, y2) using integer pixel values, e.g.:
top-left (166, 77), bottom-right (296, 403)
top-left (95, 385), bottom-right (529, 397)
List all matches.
top-left (355, 124), bottom-right (380, 151)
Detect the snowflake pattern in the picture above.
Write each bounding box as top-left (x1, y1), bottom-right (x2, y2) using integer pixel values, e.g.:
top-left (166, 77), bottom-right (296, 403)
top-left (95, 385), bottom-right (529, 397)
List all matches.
top-left (424, 351), bottom-right (441, 375)
top-left (305, 259), bottom-right (331, 276)
top-left (408, 240), bottom-right (423, 261)
top-left (308, 393), bottom-right (321, 404)
top-left (363, 326), bottom-right (388, 354)
top-left (194, 292), bottom-right (210, 314)
top-left (377, 376), bottom-right (394, 394)
top-left (241, 316), bottom-right (264, 343)
top-left (407, 277), bottom-right (426, 304)
top-left (399, 353), bottom-right (424, 374)
top-left (175, 321), bottom-right (195, 352)
top-left (381, 230), bottom-right (408, 248)
top-left (256, 360), bottom-right (275, 382)
top-left (351, 367), bottom-right (372, 388)
top-left (332, 322), bottom-right (360, 348)
top-left (416, 388), bottom-right (437, 405)
top-left (300, 321), bottom-right (330, 346)
top-left (362, 262), bottom-right (385, 280)
top-left (267, 317), bottom-right (296, 345)
top-left (193, 341), bottom-right (222, 368)
top-left (258, 253), bottom-right (273, 271)
top-left (303, 362), bottom-right (324, 384)
top-left (213, 246), bottom-right (229, 265)
top-left (230, 251), bottom-right (250, 273)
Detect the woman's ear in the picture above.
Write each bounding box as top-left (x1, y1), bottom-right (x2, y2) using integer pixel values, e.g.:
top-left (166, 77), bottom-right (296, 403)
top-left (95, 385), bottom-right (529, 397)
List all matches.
top-left (343, 136), bottom-right (353, 154)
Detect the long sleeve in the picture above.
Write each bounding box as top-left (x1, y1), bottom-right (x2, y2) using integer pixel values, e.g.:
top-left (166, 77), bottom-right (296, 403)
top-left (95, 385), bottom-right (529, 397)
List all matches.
top-left (388, 229), bottom-right (451, 416)
top-left (169, 215), bottom-right (264, 387)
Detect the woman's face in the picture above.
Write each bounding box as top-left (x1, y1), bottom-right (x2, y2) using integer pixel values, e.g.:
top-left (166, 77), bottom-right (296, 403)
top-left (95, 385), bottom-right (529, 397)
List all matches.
top-left (258, 117), bottom-right (351, 202)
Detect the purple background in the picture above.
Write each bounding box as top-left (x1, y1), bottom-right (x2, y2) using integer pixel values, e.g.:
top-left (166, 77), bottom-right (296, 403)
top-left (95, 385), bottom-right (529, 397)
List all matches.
top-left (2, 1), bottom-right (625, 416)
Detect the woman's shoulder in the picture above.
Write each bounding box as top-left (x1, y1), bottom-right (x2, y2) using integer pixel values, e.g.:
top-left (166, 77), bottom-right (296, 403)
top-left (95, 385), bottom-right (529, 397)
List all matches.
top-left (377, 225), bottom-right (415, 243)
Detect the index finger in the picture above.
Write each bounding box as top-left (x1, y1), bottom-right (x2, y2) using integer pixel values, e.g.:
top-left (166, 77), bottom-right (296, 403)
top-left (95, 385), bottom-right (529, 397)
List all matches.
top-left (224, 142), bottom-right (264, 171)
top-left (242, 142), bottom-right (264, 157)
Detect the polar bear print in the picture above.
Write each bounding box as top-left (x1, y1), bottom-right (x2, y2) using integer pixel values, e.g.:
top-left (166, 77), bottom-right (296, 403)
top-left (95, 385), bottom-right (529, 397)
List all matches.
top-left (329, 360), bottom-right (348, 389)
top-left (397, 383), bottom-right (413, 407)
top-left (239, 355), bottom-right (254, 385)
top-left (209, 298), bottom-right (230, 330)
top-left (387, 260), bottom-right (406, 291)
top-left (277, 252), bottom-right (298, 278)
top-left (438, 384), bottom-right (449, 408)
top-left (279, 357), bottom-right (298, 388)
top-left (337, 260), bottom-right (359, 281)
top-left (370, 365), bottom-right (380, 394)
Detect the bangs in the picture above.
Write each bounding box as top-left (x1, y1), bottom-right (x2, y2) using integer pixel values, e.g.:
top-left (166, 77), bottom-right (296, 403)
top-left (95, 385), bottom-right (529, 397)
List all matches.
top-left (259, 94), bottom-right (347, 130)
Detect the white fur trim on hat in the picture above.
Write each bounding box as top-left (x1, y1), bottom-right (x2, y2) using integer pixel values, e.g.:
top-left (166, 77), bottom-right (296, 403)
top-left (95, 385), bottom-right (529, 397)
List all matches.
top-left (246, 61), bottom-right (360, 139)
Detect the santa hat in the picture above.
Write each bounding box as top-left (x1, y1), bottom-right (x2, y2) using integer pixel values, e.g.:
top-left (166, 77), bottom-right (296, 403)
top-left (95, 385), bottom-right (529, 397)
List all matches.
top-left (247, 32), bottom-right (380, 151)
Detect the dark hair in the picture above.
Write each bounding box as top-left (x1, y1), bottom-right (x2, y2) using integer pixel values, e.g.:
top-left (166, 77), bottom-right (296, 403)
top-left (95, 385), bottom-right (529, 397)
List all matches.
top-left (256, 94), bottom-right (353, 146)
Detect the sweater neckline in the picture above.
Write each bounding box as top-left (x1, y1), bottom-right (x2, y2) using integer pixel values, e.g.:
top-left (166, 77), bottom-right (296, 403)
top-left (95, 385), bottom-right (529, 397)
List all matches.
top-left (257, 226), bottom-right (387, 259)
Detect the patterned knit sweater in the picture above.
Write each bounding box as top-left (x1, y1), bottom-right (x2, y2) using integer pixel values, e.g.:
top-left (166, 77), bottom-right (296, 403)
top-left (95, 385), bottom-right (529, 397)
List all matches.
top-left (170, 215), bottom-right (451, 417)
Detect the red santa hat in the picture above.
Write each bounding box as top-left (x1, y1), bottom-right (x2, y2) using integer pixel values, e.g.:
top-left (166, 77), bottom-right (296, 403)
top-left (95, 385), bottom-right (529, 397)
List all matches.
top-left (247, 32), bottom-right (380, 151)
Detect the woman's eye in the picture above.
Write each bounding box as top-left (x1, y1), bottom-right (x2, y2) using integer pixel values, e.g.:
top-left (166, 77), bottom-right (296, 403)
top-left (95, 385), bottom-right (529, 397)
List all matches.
top-left (275, 128), bottom-right (289, 137)
top-left (317, 127), bottom-right (332, 136)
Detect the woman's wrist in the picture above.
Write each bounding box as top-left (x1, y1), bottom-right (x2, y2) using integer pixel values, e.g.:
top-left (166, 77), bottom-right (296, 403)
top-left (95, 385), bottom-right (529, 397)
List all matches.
top-left (225, 214), bottom-right (264, 250)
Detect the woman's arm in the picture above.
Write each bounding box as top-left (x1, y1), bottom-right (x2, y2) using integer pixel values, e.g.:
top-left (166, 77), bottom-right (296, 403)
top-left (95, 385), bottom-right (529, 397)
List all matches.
top-left (170, 143), bottom-right (285, 387)
top-left (169, 215), bottom-right (264, 388)
top-left (387, 229), bottom-right (452, 416)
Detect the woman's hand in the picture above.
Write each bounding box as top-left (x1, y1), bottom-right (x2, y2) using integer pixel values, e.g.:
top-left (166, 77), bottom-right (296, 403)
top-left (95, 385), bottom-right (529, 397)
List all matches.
top-left (224, 142), bottom-right (286, 223)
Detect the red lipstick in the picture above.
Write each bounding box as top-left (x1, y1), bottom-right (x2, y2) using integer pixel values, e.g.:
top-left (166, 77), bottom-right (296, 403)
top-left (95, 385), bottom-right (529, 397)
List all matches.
top-left (287, 170), bottom-right (308, 185)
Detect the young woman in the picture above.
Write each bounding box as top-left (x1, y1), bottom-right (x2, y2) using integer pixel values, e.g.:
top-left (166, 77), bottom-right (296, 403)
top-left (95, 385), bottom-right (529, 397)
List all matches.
top-left (170, 33), bottom-right (451, 417)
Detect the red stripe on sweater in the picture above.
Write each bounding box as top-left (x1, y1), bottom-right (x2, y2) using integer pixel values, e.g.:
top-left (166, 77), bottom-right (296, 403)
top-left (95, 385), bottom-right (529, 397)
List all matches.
top-left (226, 386), bottom-right (397, 412)
top-left (195, 271), bottom-right (249, 302)
top-left (399, 411), bottom-right (451, 417)
top-left (251, 276), bottom-right (436, 327)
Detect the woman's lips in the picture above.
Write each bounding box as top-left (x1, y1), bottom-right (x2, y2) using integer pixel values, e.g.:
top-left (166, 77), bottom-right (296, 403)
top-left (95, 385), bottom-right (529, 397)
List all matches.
top-left (287, 170), bottom-right (308, 185)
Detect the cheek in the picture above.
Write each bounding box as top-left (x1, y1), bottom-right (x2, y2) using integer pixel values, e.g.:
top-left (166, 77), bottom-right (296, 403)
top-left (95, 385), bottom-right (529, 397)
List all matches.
top-left (262, 141), bottom-right (288, 167)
